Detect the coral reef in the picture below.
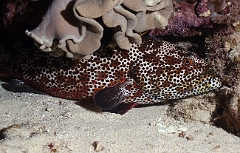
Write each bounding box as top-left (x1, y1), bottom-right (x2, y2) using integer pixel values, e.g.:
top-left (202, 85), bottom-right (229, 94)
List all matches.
top-left (149, 1), bottom-right (213, 37)
top-left (195, 0), bottom-right (211, 17)
top-left (208, 0), bottom-right (240, 25)
top-left (167, 93), bottom-right (217, 124)
top-left (25, 0), bottom-right (173, 59)
top-left (205, 25), bottom-right (240, 135)
top-left (0, 0), bottom-right (51, 35)
top-left (149, 0), bottom-right (240, 37)
top-left (222, 80), bottom-right (240, 136)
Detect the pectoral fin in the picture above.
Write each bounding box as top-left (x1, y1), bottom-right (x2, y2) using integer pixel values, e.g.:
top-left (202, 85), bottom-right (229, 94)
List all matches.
top-left (94, 84), bottom-right (125, 111)
top-left (106, 102), bottom-right (138, 115)
top-left (94, 83), bottom-right (138, 114)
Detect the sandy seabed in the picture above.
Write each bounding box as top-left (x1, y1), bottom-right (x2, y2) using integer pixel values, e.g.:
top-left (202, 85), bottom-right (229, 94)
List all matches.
top-left (0, 80), bottom-right (240, 153)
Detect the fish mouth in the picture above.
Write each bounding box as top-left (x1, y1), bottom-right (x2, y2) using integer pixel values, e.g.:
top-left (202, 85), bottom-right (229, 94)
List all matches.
top-left (211, 77), bottom-right (222, 88)
top-left (193, 76), bottom-right (222, 94)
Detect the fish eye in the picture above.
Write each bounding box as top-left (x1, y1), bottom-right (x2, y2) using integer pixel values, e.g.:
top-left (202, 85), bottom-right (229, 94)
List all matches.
top-left (183, 58), bottom-right (193, 65)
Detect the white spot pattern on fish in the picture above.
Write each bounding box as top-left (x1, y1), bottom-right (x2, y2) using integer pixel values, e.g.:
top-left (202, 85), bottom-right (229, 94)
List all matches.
top-left (0, 36), bottom-right (221, 114)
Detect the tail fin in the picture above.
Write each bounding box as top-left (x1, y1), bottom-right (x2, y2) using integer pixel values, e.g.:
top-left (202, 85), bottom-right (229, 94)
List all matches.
top-left (8, 79), bottom-right (43, 94)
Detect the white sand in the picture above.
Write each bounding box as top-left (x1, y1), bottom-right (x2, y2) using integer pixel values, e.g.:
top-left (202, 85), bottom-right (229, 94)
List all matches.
top-left (0, 80), bottom-right (240, 153)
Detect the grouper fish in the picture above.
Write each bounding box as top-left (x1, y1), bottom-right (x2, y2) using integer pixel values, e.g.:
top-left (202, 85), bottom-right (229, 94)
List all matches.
top-left (0, 35), bottom-right (221, 114)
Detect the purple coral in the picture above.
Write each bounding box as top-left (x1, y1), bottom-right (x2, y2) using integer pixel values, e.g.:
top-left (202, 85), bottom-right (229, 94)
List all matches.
top-left (208, 0), bottom-right (240, 24)
top-left (150, 1), bottom-right (213, 37)
top-left (1, 0), bottom-right (50, 34)
top-left (196, 0), bottom-right (211, 17)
